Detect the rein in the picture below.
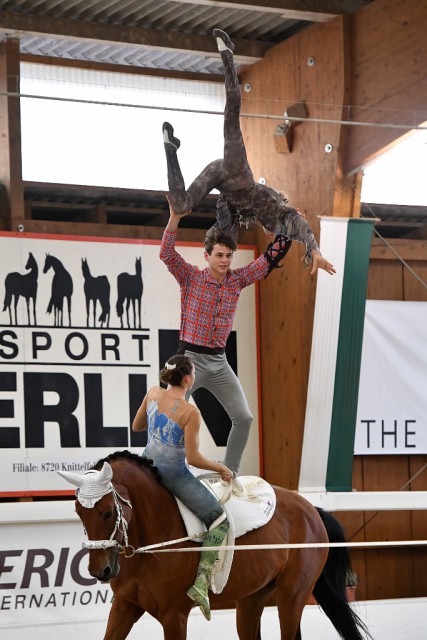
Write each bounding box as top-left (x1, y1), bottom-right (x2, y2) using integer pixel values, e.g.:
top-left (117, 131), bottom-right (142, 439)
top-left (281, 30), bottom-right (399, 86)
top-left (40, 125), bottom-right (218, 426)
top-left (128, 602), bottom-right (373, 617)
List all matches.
top-left (81, 474), bottom-right (230, 557)
top-left (80, 482), bottom-right (207, 557)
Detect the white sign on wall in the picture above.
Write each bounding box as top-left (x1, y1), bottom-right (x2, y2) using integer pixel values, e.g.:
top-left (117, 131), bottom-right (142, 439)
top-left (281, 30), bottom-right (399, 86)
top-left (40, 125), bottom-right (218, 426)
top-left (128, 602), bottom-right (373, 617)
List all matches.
top-left (0, 232), bottom-right (260, 494)
top-left (0, 511), bottom-right (113, 629)
top-left (355, 300), bottom-right (427, 454)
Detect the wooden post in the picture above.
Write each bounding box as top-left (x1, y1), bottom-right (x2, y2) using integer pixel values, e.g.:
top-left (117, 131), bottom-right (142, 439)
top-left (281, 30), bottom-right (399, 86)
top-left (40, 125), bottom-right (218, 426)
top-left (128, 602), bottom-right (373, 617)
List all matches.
top-left (0, 38), bottom-right (25, 230)
top-left (240, 16), bottom-right (352, 489)
top-left (331, 16), bottom-right (362, 218)
top-left (332, 166), bottom-right (363, 217)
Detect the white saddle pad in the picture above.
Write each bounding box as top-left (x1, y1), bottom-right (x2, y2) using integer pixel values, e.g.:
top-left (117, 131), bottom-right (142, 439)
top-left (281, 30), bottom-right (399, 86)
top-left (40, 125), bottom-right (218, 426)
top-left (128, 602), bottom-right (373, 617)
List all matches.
top-left (175, 475), bottom-right (276, 594)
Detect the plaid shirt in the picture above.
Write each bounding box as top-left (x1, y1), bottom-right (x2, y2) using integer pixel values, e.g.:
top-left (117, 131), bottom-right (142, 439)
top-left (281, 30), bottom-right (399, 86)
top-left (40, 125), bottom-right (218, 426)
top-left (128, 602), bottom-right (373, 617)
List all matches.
top-left (160, 230), bottom-right (269, 349)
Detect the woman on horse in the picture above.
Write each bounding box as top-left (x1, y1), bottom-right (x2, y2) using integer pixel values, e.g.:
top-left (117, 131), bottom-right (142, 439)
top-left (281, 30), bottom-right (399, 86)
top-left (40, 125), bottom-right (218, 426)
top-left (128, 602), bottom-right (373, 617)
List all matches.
top-left (132, 354), bottom-right (232, 621)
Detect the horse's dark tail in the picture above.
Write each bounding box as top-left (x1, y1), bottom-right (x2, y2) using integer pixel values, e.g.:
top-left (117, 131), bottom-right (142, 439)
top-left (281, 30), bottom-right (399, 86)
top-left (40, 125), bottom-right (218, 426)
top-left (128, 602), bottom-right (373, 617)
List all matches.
top-left (2, 284), bottom-right (11, 311)
top-left (99, 303), bottom-right (110, 324)
top-left (313, 507), bottom-right (372, 640)
top-left (116, 297), bottom-right (123, 317)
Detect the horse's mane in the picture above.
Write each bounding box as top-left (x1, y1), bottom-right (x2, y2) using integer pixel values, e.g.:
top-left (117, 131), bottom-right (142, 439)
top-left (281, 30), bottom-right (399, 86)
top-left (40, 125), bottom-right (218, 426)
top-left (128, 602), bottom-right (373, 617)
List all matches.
top-left (92, 449), bottom-right (161, 481)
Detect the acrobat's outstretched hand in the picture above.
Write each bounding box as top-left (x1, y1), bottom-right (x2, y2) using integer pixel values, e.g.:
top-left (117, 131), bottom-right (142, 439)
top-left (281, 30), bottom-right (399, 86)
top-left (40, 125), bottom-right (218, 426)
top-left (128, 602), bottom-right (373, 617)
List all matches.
top-left (310, 250), bottom-right (336, 275)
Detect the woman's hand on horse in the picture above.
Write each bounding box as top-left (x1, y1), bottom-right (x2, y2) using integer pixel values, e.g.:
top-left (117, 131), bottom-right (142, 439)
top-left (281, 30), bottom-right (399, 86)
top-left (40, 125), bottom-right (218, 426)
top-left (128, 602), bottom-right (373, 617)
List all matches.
top-left (217, 464), bottom-right (234, 482)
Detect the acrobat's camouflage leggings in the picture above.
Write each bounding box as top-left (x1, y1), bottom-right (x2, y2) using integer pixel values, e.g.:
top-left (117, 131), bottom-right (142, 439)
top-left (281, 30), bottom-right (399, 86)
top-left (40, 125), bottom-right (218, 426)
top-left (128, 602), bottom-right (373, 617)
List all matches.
top-left (164, 47), bottom-right (319, 251)
top-left (164, 49), bottom-right (286, 228)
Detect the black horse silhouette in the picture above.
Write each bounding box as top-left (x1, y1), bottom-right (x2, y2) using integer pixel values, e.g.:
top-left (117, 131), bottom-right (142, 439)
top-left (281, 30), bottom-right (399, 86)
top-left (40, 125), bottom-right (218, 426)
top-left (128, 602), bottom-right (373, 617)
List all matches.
top-left (2, 252), bottom-right (38, 326)
top-left (116, 257), bottom-right (143, 329)
top-left (43, 254), bottom-right (73, 327)
top-left (82, 258), bottom-right (110, 328)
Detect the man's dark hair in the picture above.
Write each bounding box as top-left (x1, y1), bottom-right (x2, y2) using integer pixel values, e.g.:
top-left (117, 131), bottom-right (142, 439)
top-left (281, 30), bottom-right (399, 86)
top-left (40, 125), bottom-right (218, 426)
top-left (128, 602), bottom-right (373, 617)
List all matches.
top-left (204, 226), bottom-right (237, 254)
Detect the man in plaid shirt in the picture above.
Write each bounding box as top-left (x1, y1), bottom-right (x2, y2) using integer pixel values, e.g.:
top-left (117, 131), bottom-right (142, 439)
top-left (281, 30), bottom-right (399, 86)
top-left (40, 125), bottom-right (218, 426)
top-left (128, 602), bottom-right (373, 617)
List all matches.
top-left (160, 201), bottom-right (334, 474)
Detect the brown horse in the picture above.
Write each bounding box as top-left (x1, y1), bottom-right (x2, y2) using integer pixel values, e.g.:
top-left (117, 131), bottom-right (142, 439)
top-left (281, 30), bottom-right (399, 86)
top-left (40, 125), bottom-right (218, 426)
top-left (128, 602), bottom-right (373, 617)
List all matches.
top-left (62, 451), bottom-right (370, 640)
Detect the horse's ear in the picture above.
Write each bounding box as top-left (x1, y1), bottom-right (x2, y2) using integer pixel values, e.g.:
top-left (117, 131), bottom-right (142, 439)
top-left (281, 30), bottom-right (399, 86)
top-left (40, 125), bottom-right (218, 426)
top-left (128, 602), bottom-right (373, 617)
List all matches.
top-left (57, 469), bottom-right (84, 488)
top-left (98, 462), bottom-right (113, 485)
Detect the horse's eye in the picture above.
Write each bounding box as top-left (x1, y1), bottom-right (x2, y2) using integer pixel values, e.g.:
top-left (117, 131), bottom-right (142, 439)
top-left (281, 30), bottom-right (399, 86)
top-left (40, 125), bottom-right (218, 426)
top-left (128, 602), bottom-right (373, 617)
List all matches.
top-left (103, 511), bottom-right (113, 521)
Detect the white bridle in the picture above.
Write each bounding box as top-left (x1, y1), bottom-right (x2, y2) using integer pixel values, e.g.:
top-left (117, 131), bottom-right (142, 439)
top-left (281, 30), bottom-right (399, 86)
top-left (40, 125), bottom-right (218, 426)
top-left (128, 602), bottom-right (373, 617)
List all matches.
top-left (58, 462), bottom-right (133, 554)
top-left (80, 483), bottom-right (132, 552)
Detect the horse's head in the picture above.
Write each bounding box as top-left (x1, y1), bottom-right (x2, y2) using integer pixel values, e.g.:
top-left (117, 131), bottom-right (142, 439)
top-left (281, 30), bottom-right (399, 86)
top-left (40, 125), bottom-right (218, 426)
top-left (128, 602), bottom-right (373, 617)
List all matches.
top-left (43, 253), bottom-right (51, 273)
top-left (58, 462), bottom-right (132, 583)
top-left (25, 252), bottom-right (36, 271)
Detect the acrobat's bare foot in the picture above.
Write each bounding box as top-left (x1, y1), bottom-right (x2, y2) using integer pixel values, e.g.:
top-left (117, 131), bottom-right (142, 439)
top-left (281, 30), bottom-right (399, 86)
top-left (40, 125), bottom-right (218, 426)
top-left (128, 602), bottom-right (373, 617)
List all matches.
top-left (213, 29), bottom-right (235, 54)
top-left (162, 122), bottom-right (181, 151)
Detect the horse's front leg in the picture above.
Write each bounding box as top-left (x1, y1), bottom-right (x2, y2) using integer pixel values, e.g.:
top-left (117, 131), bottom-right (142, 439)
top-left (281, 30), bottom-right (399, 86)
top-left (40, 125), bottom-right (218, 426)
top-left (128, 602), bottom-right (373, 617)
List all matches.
top-left (131, 300), bottom-right (136, 329)
top-left (103, 595), bottom-right (144, 640)
top-left (160, 608), bottom-right (189, 640)
top-left (67, 296), bottom-right (72, 327)
top-left (236, 582), bottom-right (276, 640)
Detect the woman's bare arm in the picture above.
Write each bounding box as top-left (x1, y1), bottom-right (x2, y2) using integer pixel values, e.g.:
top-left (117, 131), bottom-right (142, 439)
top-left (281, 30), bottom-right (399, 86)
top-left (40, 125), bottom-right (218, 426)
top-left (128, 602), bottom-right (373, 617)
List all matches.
top-left (184, 410), bottom-right (233, 481)
top-left (132, 394), bottom-right (149, 432)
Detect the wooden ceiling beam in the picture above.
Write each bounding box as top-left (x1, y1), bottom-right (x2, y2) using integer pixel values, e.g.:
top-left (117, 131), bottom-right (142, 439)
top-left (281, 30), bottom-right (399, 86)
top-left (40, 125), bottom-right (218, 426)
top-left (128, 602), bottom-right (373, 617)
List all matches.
top-left (0, 10), bottom-right (267, 63)
top-left (20, 54), bottom-right (224, 83)
top-left (159, 0), bottom-right (371, 21)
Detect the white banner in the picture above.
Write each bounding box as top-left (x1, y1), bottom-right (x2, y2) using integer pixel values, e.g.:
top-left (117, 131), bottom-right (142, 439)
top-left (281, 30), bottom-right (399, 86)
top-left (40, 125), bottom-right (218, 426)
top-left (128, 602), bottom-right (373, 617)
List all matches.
top-left (355, 300), bottom-right (427, 454)
top-left (0, 233), bottom-right (260, 494)
top-left (0, 509), bottom-right (113, 629)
